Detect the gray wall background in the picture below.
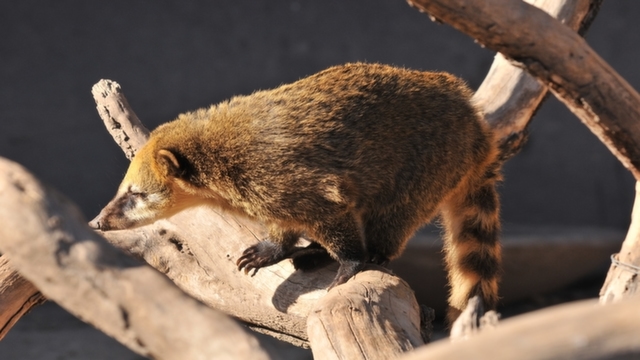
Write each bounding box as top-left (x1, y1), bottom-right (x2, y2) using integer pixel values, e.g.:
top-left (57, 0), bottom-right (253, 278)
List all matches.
top-left (1, 1), bottom-right (638, 231)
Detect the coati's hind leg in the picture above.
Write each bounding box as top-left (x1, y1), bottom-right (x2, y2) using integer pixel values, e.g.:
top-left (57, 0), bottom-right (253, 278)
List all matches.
top-left (237, 226), bottom-right (300, 275)
top-left (362, 205), bottom-right (434, 266)
top-left (310, 214), bottom-right (367, 289)
top-left (440, 177), bottom-right (501, 324)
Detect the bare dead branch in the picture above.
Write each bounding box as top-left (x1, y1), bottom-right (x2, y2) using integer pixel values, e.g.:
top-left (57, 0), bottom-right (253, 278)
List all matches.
top-left (0, 157), bottom-right (272, 360)
top-left (91, 80), bottom-right (150, 159)
top-left (402, 298), bottom-right (640, 360)
top-left (472, 0), bottom-right (601, 160)
top-left (449, 296), bottom-right (499, 342)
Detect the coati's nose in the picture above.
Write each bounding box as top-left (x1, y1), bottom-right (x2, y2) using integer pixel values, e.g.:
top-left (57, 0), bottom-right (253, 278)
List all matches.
top-left (88, 216), bottom-right (103, 230)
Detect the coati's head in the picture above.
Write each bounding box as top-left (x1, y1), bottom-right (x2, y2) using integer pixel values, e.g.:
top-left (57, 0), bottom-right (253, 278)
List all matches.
top-left (89, 141), bottom-right (196, 231)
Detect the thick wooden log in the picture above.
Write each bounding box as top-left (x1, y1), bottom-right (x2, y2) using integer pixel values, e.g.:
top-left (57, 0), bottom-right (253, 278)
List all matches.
top-left (402, 297), bottom-right (640, 360)
top-left (307, 268), bottom-right (424, 359)
top-left (0, 79), bottom-right (153, 343)
top-left (0, 157), bottom-right (272, 360)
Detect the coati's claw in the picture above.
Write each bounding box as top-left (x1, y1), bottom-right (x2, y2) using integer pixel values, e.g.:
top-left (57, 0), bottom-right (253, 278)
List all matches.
top-left (236, 247), bottom-right (259, 275)
top-left (236, 241), bottom-right (288, 276)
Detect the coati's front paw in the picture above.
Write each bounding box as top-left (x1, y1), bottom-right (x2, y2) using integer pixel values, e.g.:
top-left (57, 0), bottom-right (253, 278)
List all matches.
top-left (236, 241), bottom-right (287, 276)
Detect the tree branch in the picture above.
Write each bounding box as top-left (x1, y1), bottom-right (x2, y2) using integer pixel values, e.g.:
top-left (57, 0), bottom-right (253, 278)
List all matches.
top-left (472, 0), bottom-right (601, 160)
top-left (403, 297), bottom-right (640, 359)
top-left (408, 0), bottom-right (640, 180)
top-left (91, 80), bottom-right (150, 159)
top-left (307, 269), bottom-right (425, 359)
top-left (0, 157), bottom-right (272, 360)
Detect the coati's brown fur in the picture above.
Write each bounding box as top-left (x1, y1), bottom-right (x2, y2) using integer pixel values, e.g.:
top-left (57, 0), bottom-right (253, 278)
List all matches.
top-left (90, 63), bottom-right (502, 322)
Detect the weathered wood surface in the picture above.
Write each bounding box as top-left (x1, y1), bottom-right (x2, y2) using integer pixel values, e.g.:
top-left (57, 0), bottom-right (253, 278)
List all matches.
top-left (403, 297), bottom-right (640, 360)
top-left (92, 79), bottom-right (150, 160)
top-left (307, 269), bottom-right (425, 359)
top-left (0, 157), bottom-right (272, 360)
top-left (600, 181), bottom-right (640, 303)
top-left (472, 0), bottom-right (600, 159)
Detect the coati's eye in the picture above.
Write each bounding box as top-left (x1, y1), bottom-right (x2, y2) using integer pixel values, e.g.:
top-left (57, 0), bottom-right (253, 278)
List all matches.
top-left (126, 185), bottom-right (147, 199)
top-left (129, 192), bottom-right (147, 199)
top-left (121, 189), bottom-right (148, 211)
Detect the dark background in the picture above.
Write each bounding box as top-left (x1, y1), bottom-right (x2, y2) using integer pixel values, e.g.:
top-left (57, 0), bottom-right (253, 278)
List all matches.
top-left (2, 1), bottom-right (638, 230)
top-left (1, 1), bottom-right (639, 358)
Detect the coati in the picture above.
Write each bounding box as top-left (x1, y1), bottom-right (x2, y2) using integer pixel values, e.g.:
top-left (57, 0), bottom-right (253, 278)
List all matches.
top-left (90, 62), bottom-right (502, 321)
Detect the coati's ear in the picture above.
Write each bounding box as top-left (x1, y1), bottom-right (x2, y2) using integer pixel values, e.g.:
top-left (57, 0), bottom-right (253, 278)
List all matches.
top-left (157, 149), bottom-right (183, 178)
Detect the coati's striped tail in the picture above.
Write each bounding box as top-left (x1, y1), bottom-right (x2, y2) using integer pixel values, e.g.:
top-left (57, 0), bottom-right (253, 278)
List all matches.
top-left (440, 167), bottom-right (501, 324)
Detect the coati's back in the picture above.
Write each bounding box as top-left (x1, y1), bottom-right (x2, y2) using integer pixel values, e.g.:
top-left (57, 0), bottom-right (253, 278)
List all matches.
top-left (94, 63), bottom-right (501, 323)
top-left (154, 63), bottom-right (495, 218)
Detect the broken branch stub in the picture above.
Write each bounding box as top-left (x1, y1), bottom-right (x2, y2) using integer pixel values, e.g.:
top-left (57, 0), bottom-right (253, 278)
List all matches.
top-left (91, 79), bottom-right (150, 159)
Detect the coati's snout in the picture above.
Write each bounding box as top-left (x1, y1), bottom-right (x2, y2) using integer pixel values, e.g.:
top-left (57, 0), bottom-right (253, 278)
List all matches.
top-left (90, 147), bottom-right (183, 231)
top-left (89, 186), bottom-right (164, 231)
top-left (89, 204), bottom-right (138, 231)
